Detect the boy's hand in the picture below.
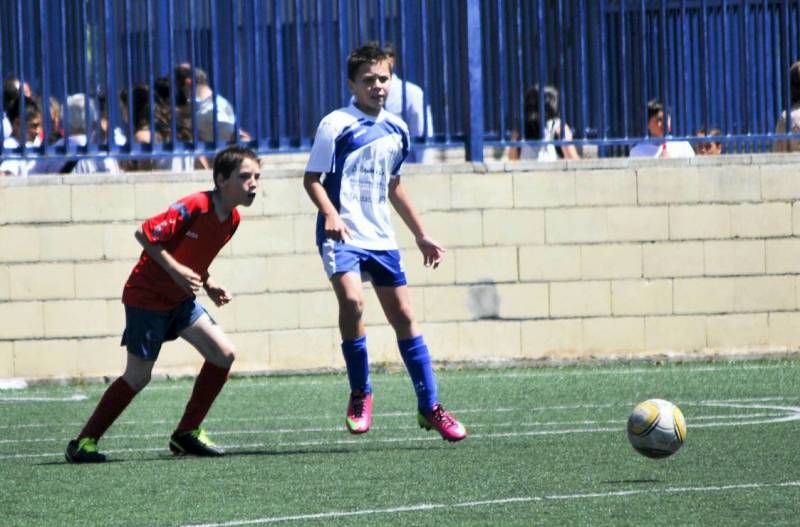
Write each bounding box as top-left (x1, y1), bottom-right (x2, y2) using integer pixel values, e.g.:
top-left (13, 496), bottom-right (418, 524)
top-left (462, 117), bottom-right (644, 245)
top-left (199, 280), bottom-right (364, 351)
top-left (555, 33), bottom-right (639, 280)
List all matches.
top-left (324, 212), bottom-right (351, 241)
top-left (204, 281), bottom-right (233, 307)
top-left (416, 236), bottom-right (446, 269)
top-left (170, 263), bottom-right (204, 293)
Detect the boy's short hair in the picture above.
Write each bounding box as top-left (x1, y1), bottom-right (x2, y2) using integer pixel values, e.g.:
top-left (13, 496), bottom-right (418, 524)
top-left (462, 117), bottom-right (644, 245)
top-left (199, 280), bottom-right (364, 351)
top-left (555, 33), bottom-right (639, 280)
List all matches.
top-left (696, 127), bottom-right (722, 138)
top-left (347, 43), bottom-right (390, 81)
top-left (382, 42), bottom-right (397, 60)
top-left (790, 61), bottom-right (800, 105)
top-left (7, 95), bottom-right (41, 123)
top-left (3, 78), bottom-right (23, 108)
top-left (213, 145), bottom-right (259, 187)
top-left (647, 98), bottom-right (668, 120)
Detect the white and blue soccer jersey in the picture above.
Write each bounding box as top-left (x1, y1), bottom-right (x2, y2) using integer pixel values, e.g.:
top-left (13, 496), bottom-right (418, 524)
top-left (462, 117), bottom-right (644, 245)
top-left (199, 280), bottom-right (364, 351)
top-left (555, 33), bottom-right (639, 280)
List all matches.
top-left (306, 103), bottom-right (410, 250)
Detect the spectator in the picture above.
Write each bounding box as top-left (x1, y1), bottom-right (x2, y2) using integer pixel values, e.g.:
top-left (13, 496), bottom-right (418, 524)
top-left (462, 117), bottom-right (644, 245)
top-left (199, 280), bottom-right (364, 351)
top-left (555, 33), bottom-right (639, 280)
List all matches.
top-left (174, 64), bottom-right (248, 144)
top-left (695, 127), bottom-right (723, 155)
top-left (47, 96), bottom-right (64, 144)
top-left (98, 91), bottom-right (127, 148)
top-left (29, 93), bottom-right (120, 175)
top-left (509, 84), bottom-right (580, 161)
top-left (2, 77), bottom-right (32, 141)
top-left (0, 95), bottom-right (42, 176)
top-left (773, 61), bottom-right (800, 153)
top-left (629, 98), bottom-right (695, 158)
top-left (119, 82), bottom-right (199, 172)
top-left (381, 43), bottom-right (434, 163)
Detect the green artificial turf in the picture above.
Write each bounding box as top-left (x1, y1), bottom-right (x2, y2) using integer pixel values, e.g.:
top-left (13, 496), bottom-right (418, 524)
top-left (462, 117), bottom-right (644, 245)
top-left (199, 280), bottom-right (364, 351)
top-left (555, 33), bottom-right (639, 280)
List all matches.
top-left (2, 359), bottom-right (799, 526)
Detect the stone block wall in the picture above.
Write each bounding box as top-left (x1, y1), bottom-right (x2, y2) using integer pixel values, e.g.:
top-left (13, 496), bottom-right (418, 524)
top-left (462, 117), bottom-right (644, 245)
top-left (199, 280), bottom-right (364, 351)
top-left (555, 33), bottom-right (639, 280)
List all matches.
top-left (1, 154), bottom-right (799, 381)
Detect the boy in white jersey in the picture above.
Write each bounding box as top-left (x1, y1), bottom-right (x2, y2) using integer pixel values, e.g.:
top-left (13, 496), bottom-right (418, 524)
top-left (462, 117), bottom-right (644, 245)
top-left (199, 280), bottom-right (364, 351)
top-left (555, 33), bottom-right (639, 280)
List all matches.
top-left (303, 43), bottom-right (466, 442)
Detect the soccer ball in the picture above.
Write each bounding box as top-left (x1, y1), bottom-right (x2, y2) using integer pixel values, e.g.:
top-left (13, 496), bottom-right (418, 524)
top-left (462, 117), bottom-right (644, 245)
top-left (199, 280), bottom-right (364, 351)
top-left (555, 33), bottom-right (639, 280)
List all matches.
top-left (626, 399), bottom-right (686, 459)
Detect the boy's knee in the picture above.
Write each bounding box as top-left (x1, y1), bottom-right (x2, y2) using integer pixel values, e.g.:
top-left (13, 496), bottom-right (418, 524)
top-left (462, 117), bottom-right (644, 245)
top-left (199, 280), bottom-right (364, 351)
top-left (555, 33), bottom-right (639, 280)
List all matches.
top-left (122, 370), bottom-right (151, 392)
top-left (390, 304), bottom-right (415, 327)
top-left (213, 343), bottom-right (236, 369)
top-left (341, 296), bottom-right (364, 317)
top-left (221, 348), bottom-right (235, 368)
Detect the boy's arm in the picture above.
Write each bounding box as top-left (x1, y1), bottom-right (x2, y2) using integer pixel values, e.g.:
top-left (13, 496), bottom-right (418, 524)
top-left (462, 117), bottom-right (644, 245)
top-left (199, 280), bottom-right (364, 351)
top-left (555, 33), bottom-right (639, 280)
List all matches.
top-left (134, 228), bottom-right (203, 294)
top-left (388, 177), bottom-right (445, 269)
top-left (303, 171), bottom-right (350, 241)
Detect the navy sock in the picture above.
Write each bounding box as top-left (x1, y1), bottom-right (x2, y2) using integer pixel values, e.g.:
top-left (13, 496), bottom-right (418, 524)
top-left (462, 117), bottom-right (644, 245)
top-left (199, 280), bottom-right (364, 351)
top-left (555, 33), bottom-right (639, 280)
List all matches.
top-left (341, 336), bottom-right (371, 394)
top-left (398, 335), bottom-right (438, 413)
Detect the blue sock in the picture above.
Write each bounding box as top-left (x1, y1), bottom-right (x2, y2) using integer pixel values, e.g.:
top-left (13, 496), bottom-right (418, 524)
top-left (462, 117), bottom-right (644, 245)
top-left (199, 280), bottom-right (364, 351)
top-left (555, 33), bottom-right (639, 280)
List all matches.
top-left (398, 335), bottom-right (438, 413)
top-left (341, 336), bottom-right (371, 394)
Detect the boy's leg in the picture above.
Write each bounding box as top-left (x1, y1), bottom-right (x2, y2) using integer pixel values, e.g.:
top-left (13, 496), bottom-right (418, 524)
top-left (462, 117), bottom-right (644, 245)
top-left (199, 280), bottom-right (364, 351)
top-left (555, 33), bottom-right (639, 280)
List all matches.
top-left (65, 353), bottom-right (152, 463)
top-left (374, 284), bottom-right (435, 409)
top-left (170, 312), bottom-right (234, 456)
top-left (375, 284), bottom-right (467, 442)
top-left (331, 271), bottom-right (373, 433)
top-left (331, 271), bottom-right (370, 389)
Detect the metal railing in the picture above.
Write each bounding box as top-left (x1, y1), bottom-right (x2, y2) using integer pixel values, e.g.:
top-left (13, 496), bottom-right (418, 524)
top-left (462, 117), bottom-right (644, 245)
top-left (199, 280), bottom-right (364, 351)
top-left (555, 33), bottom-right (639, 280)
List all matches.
top-left (1, 0), bottom-right (799, 164)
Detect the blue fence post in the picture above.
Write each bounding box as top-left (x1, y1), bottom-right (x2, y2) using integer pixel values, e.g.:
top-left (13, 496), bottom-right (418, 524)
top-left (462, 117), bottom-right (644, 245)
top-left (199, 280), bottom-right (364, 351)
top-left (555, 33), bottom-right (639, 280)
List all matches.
top-left (154, 1), bottom-right (171, 77)
top-left (465, 0), bottom-right (484, 162)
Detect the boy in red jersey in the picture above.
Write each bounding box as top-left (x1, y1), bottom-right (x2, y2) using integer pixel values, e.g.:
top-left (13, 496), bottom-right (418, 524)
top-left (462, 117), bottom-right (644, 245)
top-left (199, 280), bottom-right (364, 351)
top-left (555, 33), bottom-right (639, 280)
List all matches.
top-left (65, 145), bottom-right (260, 463)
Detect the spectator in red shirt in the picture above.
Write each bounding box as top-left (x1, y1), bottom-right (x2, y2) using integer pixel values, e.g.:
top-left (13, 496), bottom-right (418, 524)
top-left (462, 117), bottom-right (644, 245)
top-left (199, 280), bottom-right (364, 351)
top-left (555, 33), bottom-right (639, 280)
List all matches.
top-left (65, 145), bottom-right (261, 463)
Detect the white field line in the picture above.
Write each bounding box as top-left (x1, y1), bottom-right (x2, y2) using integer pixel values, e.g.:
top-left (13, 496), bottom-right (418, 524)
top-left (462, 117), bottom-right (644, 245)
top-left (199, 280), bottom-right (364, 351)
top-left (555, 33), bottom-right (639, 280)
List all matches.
top-left (180, 481), bottom-right (800, 527)
top-left (0, 394), bottom-right (88, 402)
top-left (2, 394), bottom-right (798, 429)
top-left (3, 397), bottom-right (797, 433)
top-left (37, 360), bottom-right (797, 394)
top-left (0, 412), bottom-right (788, 446)
top-left (2, 403), bottom-right (798, 461)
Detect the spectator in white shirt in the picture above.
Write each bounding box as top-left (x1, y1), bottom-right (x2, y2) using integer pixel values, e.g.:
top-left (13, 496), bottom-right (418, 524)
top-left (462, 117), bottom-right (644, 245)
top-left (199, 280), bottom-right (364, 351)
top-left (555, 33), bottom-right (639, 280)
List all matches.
top-left (174, 64), bottom-right (249, 144)
top-left (29, 93), bottom-right (120, 175)
top-left (630, 98), bottom-right (695, 158)
top-left (773, 61), bottom-right (800, 153)
top-left (2, 77), bottom-right (32, 142)
top-left (0, 95), bottom-right (42, 176)
top-left (382, 43), bottom-right (434, 163)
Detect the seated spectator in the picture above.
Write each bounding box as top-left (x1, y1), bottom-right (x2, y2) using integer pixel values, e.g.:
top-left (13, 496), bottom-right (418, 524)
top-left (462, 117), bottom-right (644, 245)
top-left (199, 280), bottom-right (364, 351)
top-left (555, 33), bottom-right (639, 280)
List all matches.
top-left (0, 95), bottom-right (42, 176)
top-left (120, 82), bottom-right (202, 172)
top-left (773, 61), bottom-right (800, 153)
top-left (695, 127), bottom-right (723, 155)
top-left (97, 91), bottom-right (126, 148)
top-left (2, 77), bottom-right (32, 141)
top-left (28, 93), bottom-right (120, 175)
top-left (630, 98), bottom-right (695, 158)
top-left (382, 43), bottom-right (434, 163)
top-left (174, 63), bottom-right (248, 144)
top-left (509, 84), bottom-right (580, 161)
top-left (47, 96), bottom-right (64, 144)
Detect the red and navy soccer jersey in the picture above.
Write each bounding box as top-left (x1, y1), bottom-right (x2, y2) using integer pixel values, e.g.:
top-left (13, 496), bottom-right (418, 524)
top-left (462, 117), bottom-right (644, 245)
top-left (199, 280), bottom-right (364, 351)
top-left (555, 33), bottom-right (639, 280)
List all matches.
top-left (122, 191), bottom-right (240, 311)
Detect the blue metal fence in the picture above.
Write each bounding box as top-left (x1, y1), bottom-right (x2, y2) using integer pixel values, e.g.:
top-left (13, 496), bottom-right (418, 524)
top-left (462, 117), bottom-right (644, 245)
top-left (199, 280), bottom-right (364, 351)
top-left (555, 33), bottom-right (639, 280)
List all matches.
top-left (1, 0), bottom-right (799, 164)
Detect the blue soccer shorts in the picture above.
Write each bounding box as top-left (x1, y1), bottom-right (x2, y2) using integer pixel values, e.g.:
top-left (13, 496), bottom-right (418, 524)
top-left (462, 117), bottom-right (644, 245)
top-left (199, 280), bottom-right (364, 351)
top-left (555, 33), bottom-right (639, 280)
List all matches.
top-left (319, 240), bottom-right (408, 287)
top-left (121, 297), bottom-right (209, 361)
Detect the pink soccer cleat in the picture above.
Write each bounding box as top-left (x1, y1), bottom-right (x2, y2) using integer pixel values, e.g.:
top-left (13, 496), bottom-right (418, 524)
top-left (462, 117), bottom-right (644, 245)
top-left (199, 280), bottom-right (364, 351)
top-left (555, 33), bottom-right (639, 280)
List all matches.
top-left (346, 390), bottom-right (373, 434)
top-left (418, 403), bottom-right (467, 442)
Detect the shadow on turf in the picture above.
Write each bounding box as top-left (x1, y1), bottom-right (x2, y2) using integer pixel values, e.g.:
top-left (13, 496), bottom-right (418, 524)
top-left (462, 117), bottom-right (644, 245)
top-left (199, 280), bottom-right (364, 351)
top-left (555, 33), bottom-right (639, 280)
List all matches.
top-left (37, 459), bottom-right (128, 466)
top-left (35, 443), bottom-right (435, 466)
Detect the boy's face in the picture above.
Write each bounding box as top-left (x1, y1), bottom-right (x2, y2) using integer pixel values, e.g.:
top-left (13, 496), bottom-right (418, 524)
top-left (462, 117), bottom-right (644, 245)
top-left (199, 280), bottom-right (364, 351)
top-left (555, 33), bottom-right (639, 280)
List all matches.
top-left (348, 60), bottom-right (392, 116)
top-left (217, 158), bottom-right (260, 208)
top-left (13, 115), bottom-right (42, 144)
top-left (696, 138), bottom-right (722, 155)
top-left (648, 111), bottom-right (669, 138)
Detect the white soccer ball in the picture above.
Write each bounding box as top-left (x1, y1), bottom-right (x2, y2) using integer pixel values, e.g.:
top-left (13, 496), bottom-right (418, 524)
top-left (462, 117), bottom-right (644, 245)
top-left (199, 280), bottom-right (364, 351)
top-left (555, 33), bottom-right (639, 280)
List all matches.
top-left (626, 398), bottom-right (686, 459)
